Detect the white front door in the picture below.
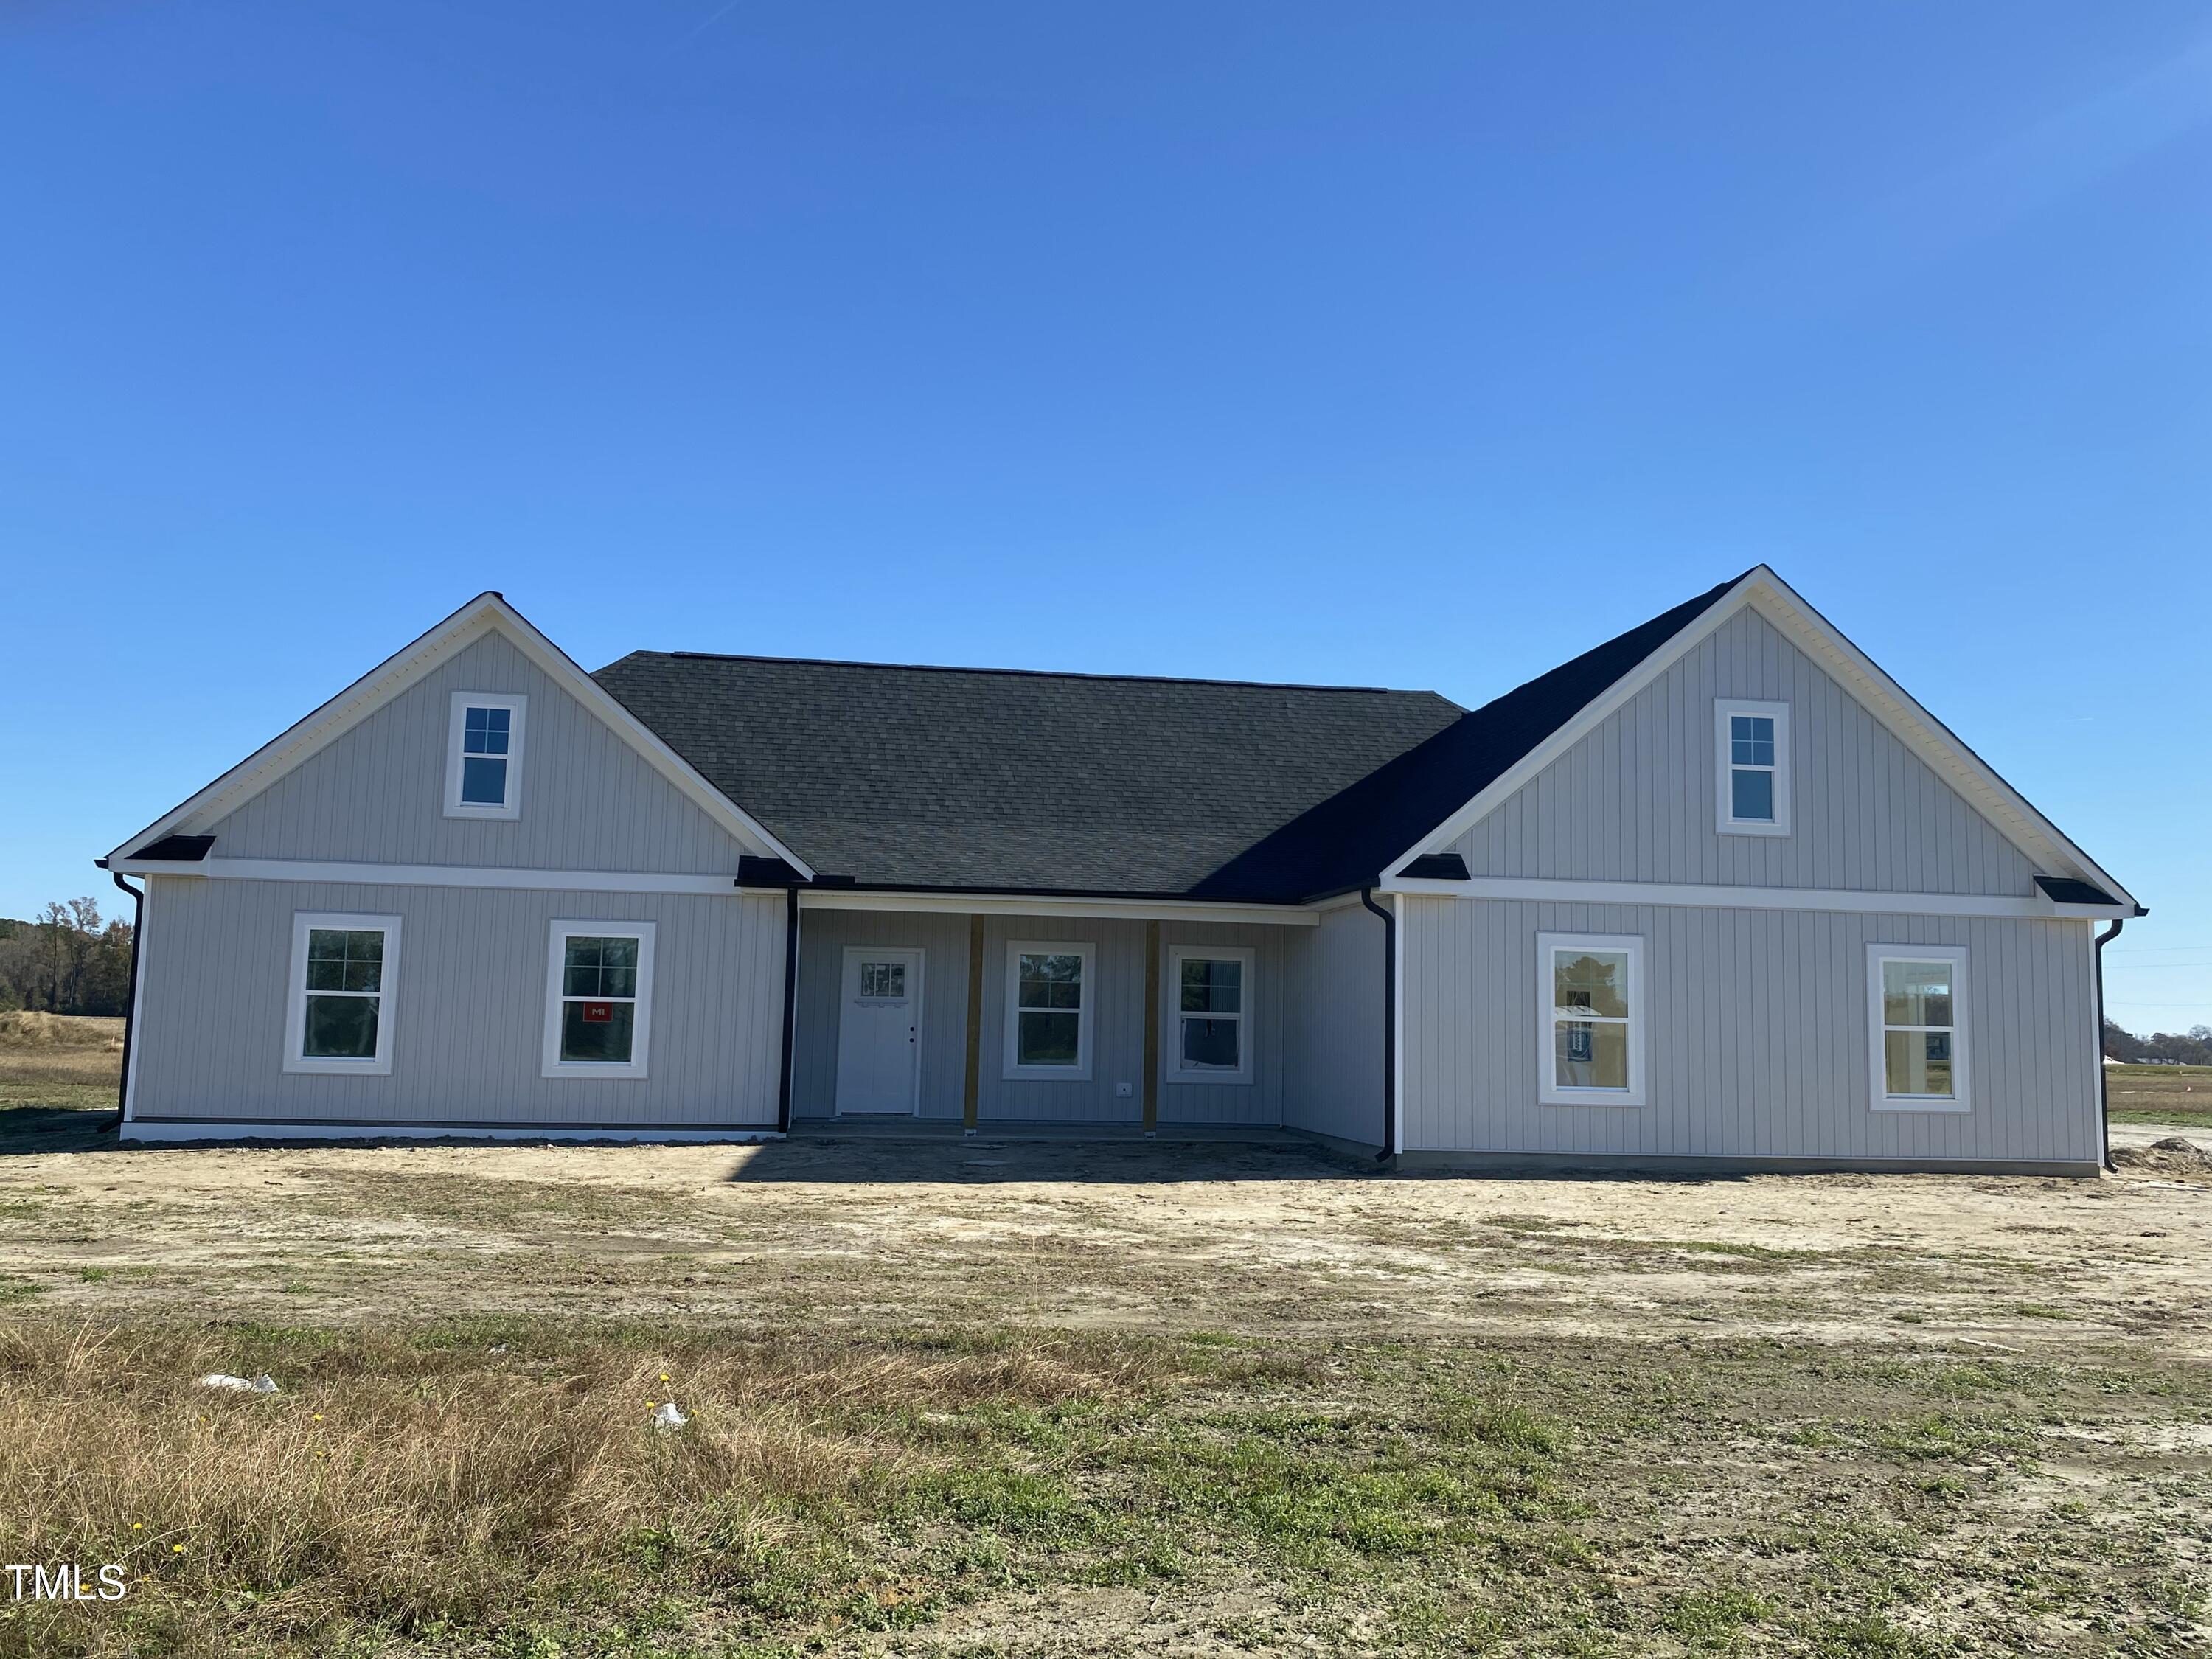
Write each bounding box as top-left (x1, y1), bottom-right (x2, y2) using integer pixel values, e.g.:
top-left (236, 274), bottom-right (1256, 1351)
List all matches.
top-left (835, 947), bottom-right (923, 1114)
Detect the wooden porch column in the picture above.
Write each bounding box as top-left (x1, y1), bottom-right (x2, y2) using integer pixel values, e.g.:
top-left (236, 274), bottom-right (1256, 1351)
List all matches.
top-left (962, 914), bottom-right (984, 1134)
top-left (1142, 920), bottom-right (1161, 1134)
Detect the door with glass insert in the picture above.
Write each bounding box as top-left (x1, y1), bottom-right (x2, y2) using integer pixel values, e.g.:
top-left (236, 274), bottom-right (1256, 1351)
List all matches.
top-left (835, 947), bottom-right (924, 1113)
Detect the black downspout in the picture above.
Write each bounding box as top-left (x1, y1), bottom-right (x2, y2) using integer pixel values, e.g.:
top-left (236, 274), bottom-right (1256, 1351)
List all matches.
top-left (775, 886), bottom-right (801, 1134)
top-left (1359, 886), bottom-right (1397, 1161)
top-left (2095, 917), bottom-right (2125, 1172)
top-left (109, 872), bottom-right (144, 1121)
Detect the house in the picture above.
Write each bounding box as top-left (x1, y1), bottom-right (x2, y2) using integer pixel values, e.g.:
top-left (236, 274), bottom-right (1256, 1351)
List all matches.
top-left (98, 567), bottom-right (2143, 1175)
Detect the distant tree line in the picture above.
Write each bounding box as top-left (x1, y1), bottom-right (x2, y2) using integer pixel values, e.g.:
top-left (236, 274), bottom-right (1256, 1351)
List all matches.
top-left (0, 898), bottom-right (135, 1017)
top-left (2104, 1018), bottom-right (2212, 1068)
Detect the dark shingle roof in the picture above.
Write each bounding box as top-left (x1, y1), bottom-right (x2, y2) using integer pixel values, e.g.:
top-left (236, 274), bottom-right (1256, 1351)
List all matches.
top-left (591, 573), bottom-right (1749, 902)
top-left (1193, 572), bottom-right (1747, 900)
top-left (591, 657), bottom-right (1463, 895)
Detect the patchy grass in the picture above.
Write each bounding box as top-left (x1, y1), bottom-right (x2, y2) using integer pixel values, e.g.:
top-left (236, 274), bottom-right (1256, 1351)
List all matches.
top-left (0, 1321), bottom-right (2204, 1658)
top-left (1, 1042), bottom-right (2208, 1655)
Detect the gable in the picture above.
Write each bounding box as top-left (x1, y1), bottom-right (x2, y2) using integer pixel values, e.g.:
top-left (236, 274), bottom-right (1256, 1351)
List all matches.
top-left (1445, 605), bottom-right (2038, 895)
top-left (1385, 568), bottom-right (2136, 912)
top-left (184, 630), bottom-right (753, 872)
top-left (110, 596), bottom-right (807, 879)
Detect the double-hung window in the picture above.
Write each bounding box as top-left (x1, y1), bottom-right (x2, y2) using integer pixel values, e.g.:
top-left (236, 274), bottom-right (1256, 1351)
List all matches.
top-left (1537, 933), bottom-right (1645, 1106)
top-left (1165, 945), bottom-right (1253, 1084)
top-left (1004, 942), bottom-right (1093, 1079)
top-left (1714, 699), bottom-right (1790, 835)
top-left (542, 921), bottom-right (656, 1079)
top-left (284, 913), bottom-right (400, 1075)
top-left (1868, 945), bottom-right (1969, 1112)
top-left (445, 692), bottom-right (527, 819)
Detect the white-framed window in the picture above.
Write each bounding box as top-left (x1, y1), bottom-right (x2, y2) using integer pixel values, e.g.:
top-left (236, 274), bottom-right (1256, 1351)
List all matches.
top-left (1867, 944), bottom-right (1969, 1113)
top-left (1537, 932), bottom-right (1645, 1106)
top-left (542, 920), bottom-right (656, 1079)
top-left (1164, 945), bottom-right (1253, 1085)
top-left (1714, 698), bottom-right (1790, 836)
top-left (1004, 941), bottom-right (1093, 1080)
top-left (284, 912), bottom-right (400, 1075)
top-left (445, 692), bottom-right (527, 820)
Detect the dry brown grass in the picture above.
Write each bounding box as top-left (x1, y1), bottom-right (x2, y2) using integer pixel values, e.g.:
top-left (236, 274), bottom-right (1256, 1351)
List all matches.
top-left (0, 1013), bottom-right (124, 1096)
top-left (0, 1321), bottom-right (1170, 1658)
top-left (2107, 1062), bottom-right (2212, 1122)
top-left (0, 1012), bottom-right (125, 1049)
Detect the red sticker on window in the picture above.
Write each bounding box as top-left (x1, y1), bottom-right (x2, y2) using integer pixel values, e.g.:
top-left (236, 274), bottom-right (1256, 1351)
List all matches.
top-left (582, 1001), bottom-right (613, 1023)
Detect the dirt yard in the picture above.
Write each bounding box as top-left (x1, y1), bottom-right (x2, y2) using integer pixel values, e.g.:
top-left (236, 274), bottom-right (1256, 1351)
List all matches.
top-left (2, 1027), bottom-right (2209, 1656)
top-left (2, 1124), bottom-right (2211, 1352)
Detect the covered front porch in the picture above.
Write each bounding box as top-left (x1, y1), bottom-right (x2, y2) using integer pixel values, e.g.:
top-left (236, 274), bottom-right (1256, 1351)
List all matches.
top-left (784, 895), bottom-right (1333, 1133)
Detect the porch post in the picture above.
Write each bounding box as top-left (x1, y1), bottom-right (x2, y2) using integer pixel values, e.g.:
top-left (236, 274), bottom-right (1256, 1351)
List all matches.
top-left (1142, 919), bottom-right (1161, 1135)
top-left (962, 914), bottom-right (984, 1135)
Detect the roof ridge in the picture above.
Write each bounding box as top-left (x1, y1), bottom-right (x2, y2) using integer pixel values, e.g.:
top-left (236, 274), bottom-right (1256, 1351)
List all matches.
top-left (608, 650), bottom-right (1452, 701)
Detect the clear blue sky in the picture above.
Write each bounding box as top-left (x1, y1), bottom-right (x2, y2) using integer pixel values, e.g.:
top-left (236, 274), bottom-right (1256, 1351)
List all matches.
top-left (3, 3), bottom-right (2207, 1031)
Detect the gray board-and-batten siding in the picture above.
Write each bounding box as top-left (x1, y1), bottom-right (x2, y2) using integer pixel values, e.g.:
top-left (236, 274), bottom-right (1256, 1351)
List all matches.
top-left (1399, 897), bottom-right (2101, 1170)
top-left (128, 877), bottom-right (787, 1130)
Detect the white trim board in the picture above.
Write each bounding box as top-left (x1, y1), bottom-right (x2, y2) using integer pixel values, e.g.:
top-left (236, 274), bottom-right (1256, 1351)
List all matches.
top-left (801, 890), bottom-right (1320, 926)
top-left (114, 869), bottom-right (1328, 921)
top-left (1380, 566), bottom-right (2137, 910)
top-left (1390, 891), bottom-right (1405, 1155)
top-left (119, 878), bottom-right (153, 1125)
top-left (1378, 874), bottom-right (2121, 919)
top-left (120, 1121), bottom-right (779, 1145)
top-left (107, 592), bottom-right (813, 877)
top-left (108, 858), bottom-right (742, 894)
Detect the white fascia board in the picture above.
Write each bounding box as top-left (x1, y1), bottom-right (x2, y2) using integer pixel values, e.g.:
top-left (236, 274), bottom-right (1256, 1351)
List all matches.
top-left (106, 857), bottom-right (743, 894)
top-left (1301, 890), bottom-right (1374, 914)
top-left (121, 1121), bottom-right (780, 1145)
top-left (798, 889), bottom-right (1321, 926)
top-left (107, 594), bottom-right (813, 879)
top-left (1380, 566), bottom-right (2136, 911)
top-left (122, 862), bottom-right (1338, 917)
top-left (1378, 873), bottom-right (2131, 919)
top-left (2039, 899), bottom-right (2138, 921)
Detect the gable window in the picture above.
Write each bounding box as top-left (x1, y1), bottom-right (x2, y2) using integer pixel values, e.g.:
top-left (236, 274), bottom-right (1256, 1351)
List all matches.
top-left (445, 692), bottom-right (527, 820)
top-left (284, 912), bottom-right (400, 1075)
top-left (1536, 933), bottom-right (1645, 1106)
top-left (1868, 945), bottom-right (1969, 1113)
top-left (1714, 699), bottom-right (1790, 836)
top-left (1165, 945), bottom-right (1253, 1084)
top-left (1004, 941), bottom-right (1093, 1080)
top-left (542, 920), bottom-right (656, 1079)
